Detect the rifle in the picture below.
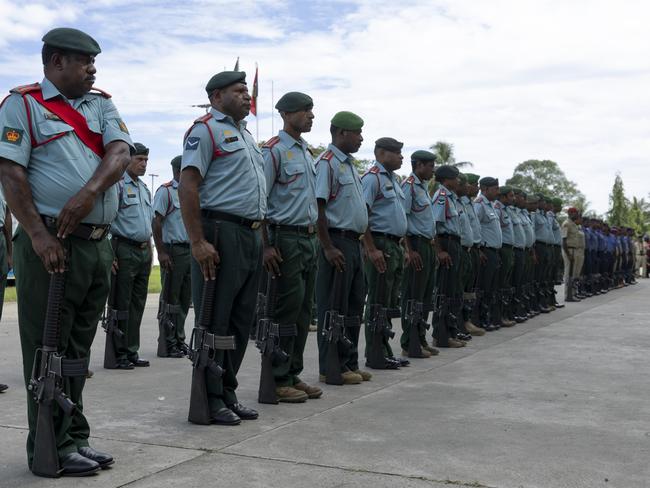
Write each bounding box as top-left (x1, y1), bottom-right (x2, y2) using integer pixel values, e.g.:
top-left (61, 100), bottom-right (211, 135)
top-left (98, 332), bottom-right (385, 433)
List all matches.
top-left (367, 272), bottom-right (398, 369)
top-left (433, 263), bottom-right (452, 347)
top-left (187, 227), bottom-right (236, 425)
top-left (157, 243), bottom-right (183, 357)
top-left (404, 248), bottom-right (432, 358)
top-left (29, 270), bottom-right (86, 477)
top-left (251, 269), bottom-right (267, 340)
top-left (255, 273), bottom-right (296, 404)
top-left (322, 270), bottom-right (356, 385)
top-left (102, 267), bottom-right (127, 369)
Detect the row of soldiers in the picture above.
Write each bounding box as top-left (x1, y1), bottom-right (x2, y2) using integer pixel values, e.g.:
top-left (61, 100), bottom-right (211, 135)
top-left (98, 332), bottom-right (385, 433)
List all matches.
top-left (0, 27), bottom-right (637, 478)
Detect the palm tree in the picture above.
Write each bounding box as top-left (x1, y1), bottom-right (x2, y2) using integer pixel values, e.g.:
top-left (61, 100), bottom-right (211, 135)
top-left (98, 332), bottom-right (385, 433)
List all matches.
top-left (429, 141), bottom-right (473, 168)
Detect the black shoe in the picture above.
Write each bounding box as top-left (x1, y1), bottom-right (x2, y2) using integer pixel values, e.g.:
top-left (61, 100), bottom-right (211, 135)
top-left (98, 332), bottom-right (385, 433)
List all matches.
top-left (539, 307), bottom-right (551, 313)
top-left (115, 359), bottom-right (134, 370)
top-left (227, 403), bottom-right (259, 420)
top-left (0, 383), bottom-right (8, 393)
top-left (78, 446), bottom-right (114, 469)
top-left (366, 359), bottom-right (400, 370)
top-left (210, 407), bottom-right (241, 425)
top-left (178, 342), bottom-right (190, 356)
top-left (515, 316), bottom-right (526, 323)
top-left (127, 356), bottom-right (150, 367)
top-left (554, 302), bottom-right (565, 309)
top-left (388, 356), bottom-right (410, 367)
top-left (57, 452), bottom-right (100, 477)
top-left (482, 323), bottom-right (497, 332)
top-left (456, 333), bottom-right (472, 341)
top-left (165, 347), bottom-right (184, 358)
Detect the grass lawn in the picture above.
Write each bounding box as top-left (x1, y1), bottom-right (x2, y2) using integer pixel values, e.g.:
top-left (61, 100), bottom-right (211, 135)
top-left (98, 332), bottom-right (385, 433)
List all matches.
top-left (4, 266), bottom-right (163, 303)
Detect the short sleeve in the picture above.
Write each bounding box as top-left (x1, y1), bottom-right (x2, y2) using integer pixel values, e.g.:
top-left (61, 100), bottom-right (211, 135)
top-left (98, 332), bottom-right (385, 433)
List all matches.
top-left (315, 158), bottom-right (332, 201)
top-left (361, 173), bottom-right (379, 209)
top-left (100, 97), bottom-right (134, 150)
top-left (431, 191), bottom-right (446, 223)
top-left (182, 123), bottom-right (213, 178)
top-left (402, 182), bottom-right (413, 215)
top-left (153, 186), bottom-right (169, 217)
top-left (262, 146), bottom-right (279, 197)
top-left (0, 94), bottom-right (32, 167)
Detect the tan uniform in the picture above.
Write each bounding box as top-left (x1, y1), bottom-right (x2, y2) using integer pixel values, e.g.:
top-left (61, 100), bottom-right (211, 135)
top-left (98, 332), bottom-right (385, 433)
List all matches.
top-left (561, 218), bottom-right (584, 299)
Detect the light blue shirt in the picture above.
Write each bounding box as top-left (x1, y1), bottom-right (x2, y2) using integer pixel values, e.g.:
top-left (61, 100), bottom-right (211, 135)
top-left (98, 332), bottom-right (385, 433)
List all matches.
top-left (111, 172), bottom-right (153, 242)
top-left (533, 210), bottom-right (551, 243)
top-left (0, 77), bottom-right (133, 224)
top-left (494, 200), bottom-right (514, 246)
top-left (431, 184), bottom-right (460, 236)
top-left (458, 197), bottom-right (474, 247)
top-left (361, 162), bottom-right (407, 237)
top-left (520, 208), bottom-right (535, 248)
top-left (181, 108), bottom-right (266, 220)
top-left (315, 143), bottom-right (368, 233)
top-left (510, 206), bottom-right (526, 249)
top-left (461, 195), bottom-right (481, 245)
top-left (473, 193), bottom-right (502, 249)
top-left (548, 211), bottom-right (561, 245)
top-left (401, 173), bottom-right (434, 239)
top-left (153, 180), bottom-right (189, 244)
top-left (263, 130), bottom-right (317, 226)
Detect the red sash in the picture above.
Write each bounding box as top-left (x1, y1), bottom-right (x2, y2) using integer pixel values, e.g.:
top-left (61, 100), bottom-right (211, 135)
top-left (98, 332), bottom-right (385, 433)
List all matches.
top-left (28, 89), bottom-right (105, 159)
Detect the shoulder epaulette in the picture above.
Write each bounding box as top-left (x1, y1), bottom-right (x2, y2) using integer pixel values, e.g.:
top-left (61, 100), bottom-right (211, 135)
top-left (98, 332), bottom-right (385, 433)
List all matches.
top-left (439, 189), bottom-right (447, 196)
top-left (369, 166), bottom-right (380, 174)
top-left (162, 180), bottom-right (174, 188)
top-left (10, 82), bottom-right (40, 95)
top-left (318, 150), bottom-right (334, 161)
top-left (262, 135), bottom-right (280, 149)
top-left (194, 113), bottom-right (213, 124)
top-left (89, 86), bottom-right (111, 98)
top-left (405, 175), bottom-right (415, 184)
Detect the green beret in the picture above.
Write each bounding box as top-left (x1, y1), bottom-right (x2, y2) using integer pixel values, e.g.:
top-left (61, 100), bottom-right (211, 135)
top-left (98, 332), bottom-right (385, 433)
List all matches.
top-left (527, 194), bottom-right (539, 203)
top-left (479, 176), bottom-right (499, 187)
top-left (133, 143), bottom-right (149, 156)
top-left (331, 111), bottom-right (364, 130)
top-left (536, 193), bottom-right (546, 202)
top-left (42, 27), bottom-right (101, 56)
top-left (512, 188), bottom-right (523, 195)
top-left (499, 186), bottom-right (513, 195)
top-left (275, 92), bottom-right (313, 112)
top-left (411, 150), bottom-right (436, 162)
top-left (464, 173), bottom-right (480, 184)
top-left (435, 165), bottom-right (459, 180)
top-left (458, 173), bottom-right (467, 183)
top-left (375, 137), bottom-right (403, 152)
top-left (520, 191), bottom-right (528, 199)
top-left (206, 71), bottom-right (246, 94)
top-left (170, 155), bottom-right (182, 171)
top-left (551, 197), bottom-right (562, 206)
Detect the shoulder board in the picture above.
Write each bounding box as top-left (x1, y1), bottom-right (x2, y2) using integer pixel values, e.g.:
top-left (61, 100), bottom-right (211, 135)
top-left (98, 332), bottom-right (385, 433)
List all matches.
top-left (405, 176), bottom-right (415, 184)
top-left (318, 150), bottom-right (334, 161)
top-left (162, 181), bottom-right (174, 188)
top-left (10, 82), bottom-right (40, 95)
top-left (89, 86), bottom-right (111, 98)
top-left (262, 135), bottom-right (280, 149)
top-left (369, 166), bottom-right (380, 174)
top-left (439, 189), bottom-right (447, 196)
top-left (194, 114), bottom-right (213, 124)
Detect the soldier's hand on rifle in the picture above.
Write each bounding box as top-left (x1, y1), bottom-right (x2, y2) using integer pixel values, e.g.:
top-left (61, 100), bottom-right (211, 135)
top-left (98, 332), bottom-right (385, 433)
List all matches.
top-left (368, 248), bottom-right (387, 273)
top-left (192, 239), bottom-right (220, 280)
top-left (57, 187), bottom-right (96, 239)
top-left (406, 250), bottom-right (423, 271)
top-left (323, 245), bottom-right (345, 272)
top-left (158, 251), bottom-right (173, 271)
top-left (438, 250), bottom-right (452, 268)
top-left (263, 246), bottom-right (283, 276)
top-left (31, 229), bottom-right (65, 273)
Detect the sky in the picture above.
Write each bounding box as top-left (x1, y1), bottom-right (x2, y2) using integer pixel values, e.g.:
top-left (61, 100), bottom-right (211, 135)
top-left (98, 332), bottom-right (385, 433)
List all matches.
top-left (1, 0), bottom-right (649, 215)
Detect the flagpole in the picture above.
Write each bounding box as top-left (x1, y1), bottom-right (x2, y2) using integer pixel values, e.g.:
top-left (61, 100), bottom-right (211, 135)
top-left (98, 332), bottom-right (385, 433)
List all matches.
top-left (255, 62), bottom-right (259, 142)
top-left (271, 80), bottom-right (274, 136)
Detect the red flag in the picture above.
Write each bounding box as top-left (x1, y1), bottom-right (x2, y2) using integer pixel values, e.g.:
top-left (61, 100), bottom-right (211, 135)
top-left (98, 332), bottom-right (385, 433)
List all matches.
top-left (250, 64), bottom-right (259, 117)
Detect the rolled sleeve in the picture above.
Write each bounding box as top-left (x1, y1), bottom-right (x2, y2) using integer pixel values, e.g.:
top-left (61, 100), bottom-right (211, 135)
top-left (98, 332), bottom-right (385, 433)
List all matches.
top-left (181, 123), bottom-right (212, 178)
top-left (315, 158), bottom-right (332, 201)
top-left (0, 94), bottom-right (32, 167)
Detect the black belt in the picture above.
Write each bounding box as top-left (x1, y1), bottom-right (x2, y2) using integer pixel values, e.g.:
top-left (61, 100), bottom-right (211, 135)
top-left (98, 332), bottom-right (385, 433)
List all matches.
top-left (270, 223), bottom-right (317, 235)
top-left (462, 245), bottom-right (472, 252)
top-left (329, 228), bottom-right (363, 241)
top-left (502, 244), bottom-right (514, 249)
top-left (437, 233), bottom-right (460, 243)
top-left (42, 215), bottom-right (110, 241)
top-left (113, 235), bottom-right (149, 249)
top-left (408, 235), bottom-right (433, 245)
top-left (167, 242), bottom-right (190, 248)
top-left (201, 210), bottom-right (261, 229)
top-left (371, 232), bottom-right (401, 244)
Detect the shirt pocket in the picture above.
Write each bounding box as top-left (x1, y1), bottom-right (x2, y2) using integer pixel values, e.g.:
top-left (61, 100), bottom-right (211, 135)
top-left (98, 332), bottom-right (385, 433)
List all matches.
top-left (218, 138), bottom-right (246, 155)
top-left (37, 119), bottom-right (74, 142)
top-left (381, 185), bottom-right (396, 199)
top-left (282, 162), bottom-right (306, 190)
top-left (86, 118), bottom-right (103, 135)
top-left (337, 172), bottom-right (355, 198)
top-left (120, 186), bottom-right (139, 209)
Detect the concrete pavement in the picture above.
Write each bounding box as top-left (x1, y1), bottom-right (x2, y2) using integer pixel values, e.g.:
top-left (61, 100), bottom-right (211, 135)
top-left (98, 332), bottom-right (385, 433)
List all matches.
top-left (1, 282), bottom-right (649, 488)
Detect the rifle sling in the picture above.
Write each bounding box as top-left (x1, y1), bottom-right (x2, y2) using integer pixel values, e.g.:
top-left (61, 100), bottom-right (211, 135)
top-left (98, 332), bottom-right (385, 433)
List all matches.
top-left (277, 324), bottom-right (297, 337)
top-left (205, 332), bottom-right (236, 350)
top-left (61, 358), bottom-right (89, 377)
top-left (110, 309), bottom-right (129, 321)
top-left (161, 303), bottom-right (182, 314)
top-left (344, 316), bottom-right (361, 328)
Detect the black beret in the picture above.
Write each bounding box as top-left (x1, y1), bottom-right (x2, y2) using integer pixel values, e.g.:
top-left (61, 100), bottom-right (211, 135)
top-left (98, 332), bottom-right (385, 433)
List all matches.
top-left (479, 176), bottom-right (499, 187)
top-left (458, 173), bottom-right (467, 183)
top-left (464, 173), bottom-right (480, 184)
top-left (133, 143), bottom-right (149, 156)
top-left (331, 111), bottom-right (364, 130)
top-left (275, 92), bottom-right (313, 112)
top-left (520, 191), bottom-right (527, 198)
top-left (435, 165), bottom-right (459, 180)
top-left (170, 155), bottom-right (182, 171)
top-left (499, 186), bottom-right (513, 195)
top-left (375, 137), bottom-right (403, 152)
top-left (42, 27), bottom-right (101, 56)
top-left (206, 71), bottom-right (246, 94)
top-left (411, 150), bottom-right (436, 162)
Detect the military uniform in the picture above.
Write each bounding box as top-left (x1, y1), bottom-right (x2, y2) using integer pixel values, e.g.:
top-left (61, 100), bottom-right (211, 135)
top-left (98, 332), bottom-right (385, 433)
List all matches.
top-left (0, 186), bottom-right (11, 322)
top-left (533, 199), bottom-right (553, 311)
top-left (153, 158), bottom-right (191, 356)
top-left (494, 189), bottom-right (515, 326)
top-left (110, 146), bottom-right (154, 367)
top-left (361, 151), bottom-right (407, 364)
top-left (509, 193), bottom-right (527, 321)
top-left (0, 28), bottom-right (133, 471)
top-left (182, 71), bottom-right (266, 416)
top-left (462, 173), bottom-right (484, 331)
top-left (473, 179), bottom-right (502, 329)
top-left (263, 96), bottom-right (320, 399)
top-left (457, 183), bottom-right (478, 334)
top-left (561, 212), bottom-right (584, 301)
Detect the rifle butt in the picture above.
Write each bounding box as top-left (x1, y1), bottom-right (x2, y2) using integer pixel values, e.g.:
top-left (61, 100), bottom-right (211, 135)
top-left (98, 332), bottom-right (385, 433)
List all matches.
top-left (31, 403), bottom-right (60, 478)
top-left (156, 319), bottom-right (169, 358)
top-left (325, 343), bottom-right (343, 385)
top-left (407, 320), bottom-right (425, 358)
top-left (258, 356), bottom-right (278, 404)
top-left (367, 327), bottom-right (387, 369)
top-left (188, 367), bottom-right (212, 425)
top-left (103, 330), bottom-right (120, 369)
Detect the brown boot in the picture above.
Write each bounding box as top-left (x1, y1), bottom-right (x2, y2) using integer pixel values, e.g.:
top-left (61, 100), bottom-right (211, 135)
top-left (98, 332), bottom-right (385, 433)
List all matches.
top-left (294, 381), bottom-right (323, 399)
top-left (402, 348), bottom-right (432, 358)
top-left (423, 344), bottom-right (440, 355)
top-left (447, 338), bottom-right (466, 348)
top-left (275, 386), bottom-right (308, 403)
top-left (500, 319), bottom-right (516, 327)
top-left (464, 321), bottom-right (486, 336)
top-left (352, 369), bottom-right (372, 381)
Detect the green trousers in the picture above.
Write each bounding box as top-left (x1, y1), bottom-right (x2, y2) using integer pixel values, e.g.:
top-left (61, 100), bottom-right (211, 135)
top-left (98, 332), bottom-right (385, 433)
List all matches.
top-left (316, 234), bottom-right (365, 376)
top-left (363, 236), bottom-right (403, 358)
top-left (191, 220), bottom-right (262, 410)
top-left (14, 228), bottom-right (112, 466)
top-left (512, 248), bottom-right (525, 315)
top-left (478, 247), bottom-right (499, 325)
top-left (0, 232), bottom-right (8, 321)
top-left (159, 244), bottom-right (191, 348)
top-left (433, 236), bottom-right (461, 346)
top-left (400, 236), bottom-right (435, 349)
top-left (269, 229), bottom-right (318, 387)
top-left (458, 245), bottom-right (473, 323)
top-left (498, 245), bottom-right (514, 319)
top-left (113, 241), bottom-right (152, 360)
